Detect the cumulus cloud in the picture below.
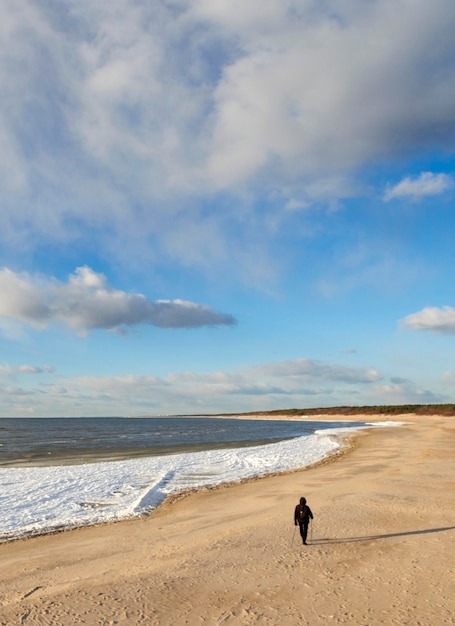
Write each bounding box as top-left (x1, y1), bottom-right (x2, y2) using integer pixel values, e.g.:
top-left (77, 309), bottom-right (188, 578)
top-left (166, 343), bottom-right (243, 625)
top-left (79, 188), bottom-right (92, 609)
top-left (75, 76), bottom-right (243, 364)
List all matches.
top-left (384, 172), bottom-right (454, 201)
top-left (0, 266), bottom-right (236, 333)
top-left (255, 358), bottom-right (382, 384)
top-left (401, 306), bottom-right (455, 334)
top-left (1, 1), bottom-right (455, 271)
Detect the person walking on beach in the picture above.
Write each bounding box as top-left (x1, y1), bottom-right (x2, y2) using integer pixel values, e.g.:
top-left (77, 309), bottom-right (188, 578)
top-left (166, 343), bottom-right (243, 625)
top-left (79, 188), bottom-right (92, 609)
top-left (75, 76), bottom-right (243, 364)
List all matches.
top-left (294, 497), bottom-right (313, 545)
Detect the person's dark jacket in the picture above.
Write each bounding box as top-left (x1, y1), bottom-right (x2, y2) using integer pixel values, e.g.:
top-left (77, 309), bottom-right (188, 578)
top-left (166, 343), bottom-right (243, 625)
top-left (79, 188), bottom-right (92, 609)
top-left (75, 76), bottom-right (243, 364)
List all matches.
top-left (294, 502), bottom-right (313, 526)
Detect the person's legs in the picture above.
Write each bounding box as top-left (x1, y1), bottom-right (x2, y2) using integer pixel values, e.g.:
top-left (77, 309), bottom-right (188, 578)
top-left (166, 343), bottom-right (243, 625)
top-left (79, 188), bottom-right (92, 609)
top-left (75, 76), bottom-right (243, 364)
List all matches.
top-left (299, 523), bottom-right (308, 544)
top-left (301, 523), bottom-right (308, 544)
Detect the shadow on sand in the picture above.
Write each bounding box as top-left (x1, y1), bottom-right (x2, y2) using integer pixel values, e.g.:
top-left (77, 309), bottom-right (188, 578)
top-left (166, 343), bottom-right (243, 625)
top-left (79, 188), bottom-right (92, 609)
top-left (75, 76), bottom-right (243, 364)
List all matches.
top-left (309, 525), bottom-right (455, 545)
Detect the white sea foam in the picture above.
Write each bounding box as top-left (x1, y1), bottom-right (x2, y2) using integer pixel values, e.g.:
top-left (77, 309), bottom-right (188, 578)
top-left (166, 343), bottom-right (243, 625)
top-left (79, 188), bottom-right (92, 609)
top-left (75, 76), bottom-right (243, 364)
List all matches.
top-left (0, 421), bottom-right (402, 541)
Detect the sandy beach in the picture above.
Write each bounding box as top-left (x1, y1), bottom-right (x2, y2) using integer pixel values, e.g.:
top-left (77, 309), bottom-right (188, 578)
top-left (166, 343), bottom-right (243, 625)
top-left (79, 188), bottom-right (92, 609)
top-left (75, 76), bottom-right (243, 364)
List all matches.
top-left (0, 413), bottom-right (454, 625)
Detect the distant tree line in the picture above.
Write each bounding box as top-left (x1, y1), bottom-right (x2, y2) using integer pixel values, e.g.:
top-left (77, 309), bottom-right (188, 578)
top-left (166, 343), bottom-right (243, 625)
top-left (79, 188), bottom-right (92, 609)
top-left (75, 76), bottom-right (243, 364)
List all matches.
top-left (212, 404), bottom-right (455, 417)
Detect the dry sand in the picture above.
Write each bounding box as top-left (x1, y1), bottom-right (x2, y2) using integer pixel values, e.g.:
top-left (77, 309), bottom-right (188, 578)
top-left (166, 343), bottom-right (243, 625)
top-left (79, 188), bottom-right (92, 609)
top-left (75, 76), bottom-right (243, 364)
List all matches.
top-left (0, 414), bottom-right (454, 625)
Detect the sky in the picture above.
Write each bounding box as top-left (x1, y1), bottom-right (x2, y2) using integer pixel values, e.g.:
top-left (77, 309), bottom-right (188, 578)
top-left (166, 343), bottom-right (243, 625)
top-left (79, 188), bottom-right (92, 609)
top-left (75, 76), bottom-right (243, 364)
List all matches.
top-left (1, 0), bottom-right (455, 417)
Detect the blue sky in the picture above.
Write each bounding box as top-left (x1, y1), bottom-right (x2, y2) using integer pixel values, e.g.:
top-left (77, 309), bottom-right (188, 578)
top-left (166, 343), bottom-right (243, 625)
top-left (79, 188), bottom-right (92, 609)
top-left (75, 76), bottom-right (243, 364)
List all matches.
top-left (1, 0), bottom-right (455, 417)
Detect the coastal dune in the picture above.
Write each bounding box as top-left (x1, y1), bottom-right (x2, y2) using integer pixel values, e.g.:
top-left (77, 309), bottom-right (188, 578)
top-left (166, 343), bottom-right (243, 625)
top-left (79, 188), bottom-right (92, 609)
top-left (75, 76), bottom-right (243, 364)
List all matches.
top-left (0, 414), bottom-right (454, 625)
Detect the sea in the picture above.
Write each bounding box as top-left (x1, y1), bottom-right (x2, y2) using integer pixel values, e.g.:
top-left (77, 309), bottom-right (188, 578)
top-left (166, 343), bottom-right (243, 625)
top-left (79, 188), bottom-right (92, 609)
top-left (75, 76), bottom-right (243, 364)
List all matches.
top-left (0, 416), bottom-right (400, 542)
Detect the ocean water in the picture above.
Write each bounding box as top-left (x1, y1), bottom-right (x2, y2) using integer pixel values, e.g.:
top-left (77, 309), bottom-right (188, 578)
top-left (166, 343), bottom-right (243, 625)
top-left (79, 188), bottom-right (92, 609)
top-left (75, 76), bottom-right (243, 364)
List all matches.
top-left (0, 416), bottom-right (355, 467)
top-left (0, 417), bottom-right (400, 541)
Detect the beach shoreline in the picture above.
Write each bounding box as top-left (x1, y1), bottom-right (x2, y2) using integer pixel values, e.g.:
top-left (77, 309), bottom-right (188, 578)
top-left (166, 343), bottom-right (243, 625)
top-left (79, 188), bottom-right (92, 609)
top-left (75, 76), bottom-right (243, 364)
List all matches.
top-left (0, 416), bottom-right (373, 542)
top-left (1, 412), bottom-right (454, 625)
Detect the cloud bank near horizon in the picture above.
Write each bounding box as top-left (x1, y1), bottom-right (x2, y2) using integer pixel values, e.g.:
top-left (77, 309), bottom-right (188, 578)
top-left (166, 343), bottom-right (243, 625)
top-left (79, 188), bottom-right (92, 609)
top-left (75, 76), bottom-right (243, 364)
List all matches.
top-left (0, 355), bottom-right (441, 417)
top-left (0, 266), bottom-right (236, 333)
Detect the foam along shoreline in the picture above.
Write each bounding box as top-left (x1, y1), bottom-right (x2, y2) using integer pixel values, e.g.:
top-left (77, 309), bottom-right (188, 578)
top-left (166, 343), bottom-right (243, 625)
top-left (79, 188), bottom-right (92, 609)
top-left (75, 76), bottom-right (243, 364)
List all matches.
top-left (0, 419), bottom-right (400, 542)
top-left (0, 413), bottom-right (453, 625)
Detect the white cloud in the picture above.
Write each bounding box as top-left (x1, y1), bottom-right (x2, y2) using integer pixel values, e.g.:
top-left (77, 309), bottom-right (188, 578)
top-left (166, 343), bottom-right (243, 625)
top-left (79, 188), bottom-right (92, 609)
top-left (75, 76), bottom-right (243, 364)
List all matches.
top-left (0, 364), bottom-right (55, 375)
top-left (372, 382), bottom-right (443, 404)
top-left (1, 1), bottom-right (455, 271)
top-left (401, 306), bottom-right (455, 334)
top-left (384, 172), bottom-right (454, 201)
top-left (255, 358), bottom-right (382, 384)
top-left (0, 266), bottom-right (236, 333)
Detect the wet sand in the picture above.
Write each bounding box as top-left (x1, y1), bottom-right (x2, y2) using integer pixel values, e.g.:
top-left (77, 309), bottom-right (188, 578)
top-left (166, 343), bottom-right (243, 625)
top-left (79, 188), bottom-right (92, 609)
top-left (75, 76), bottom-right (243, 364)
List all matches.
top-left (0, 413), bottom-right (454, 625)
